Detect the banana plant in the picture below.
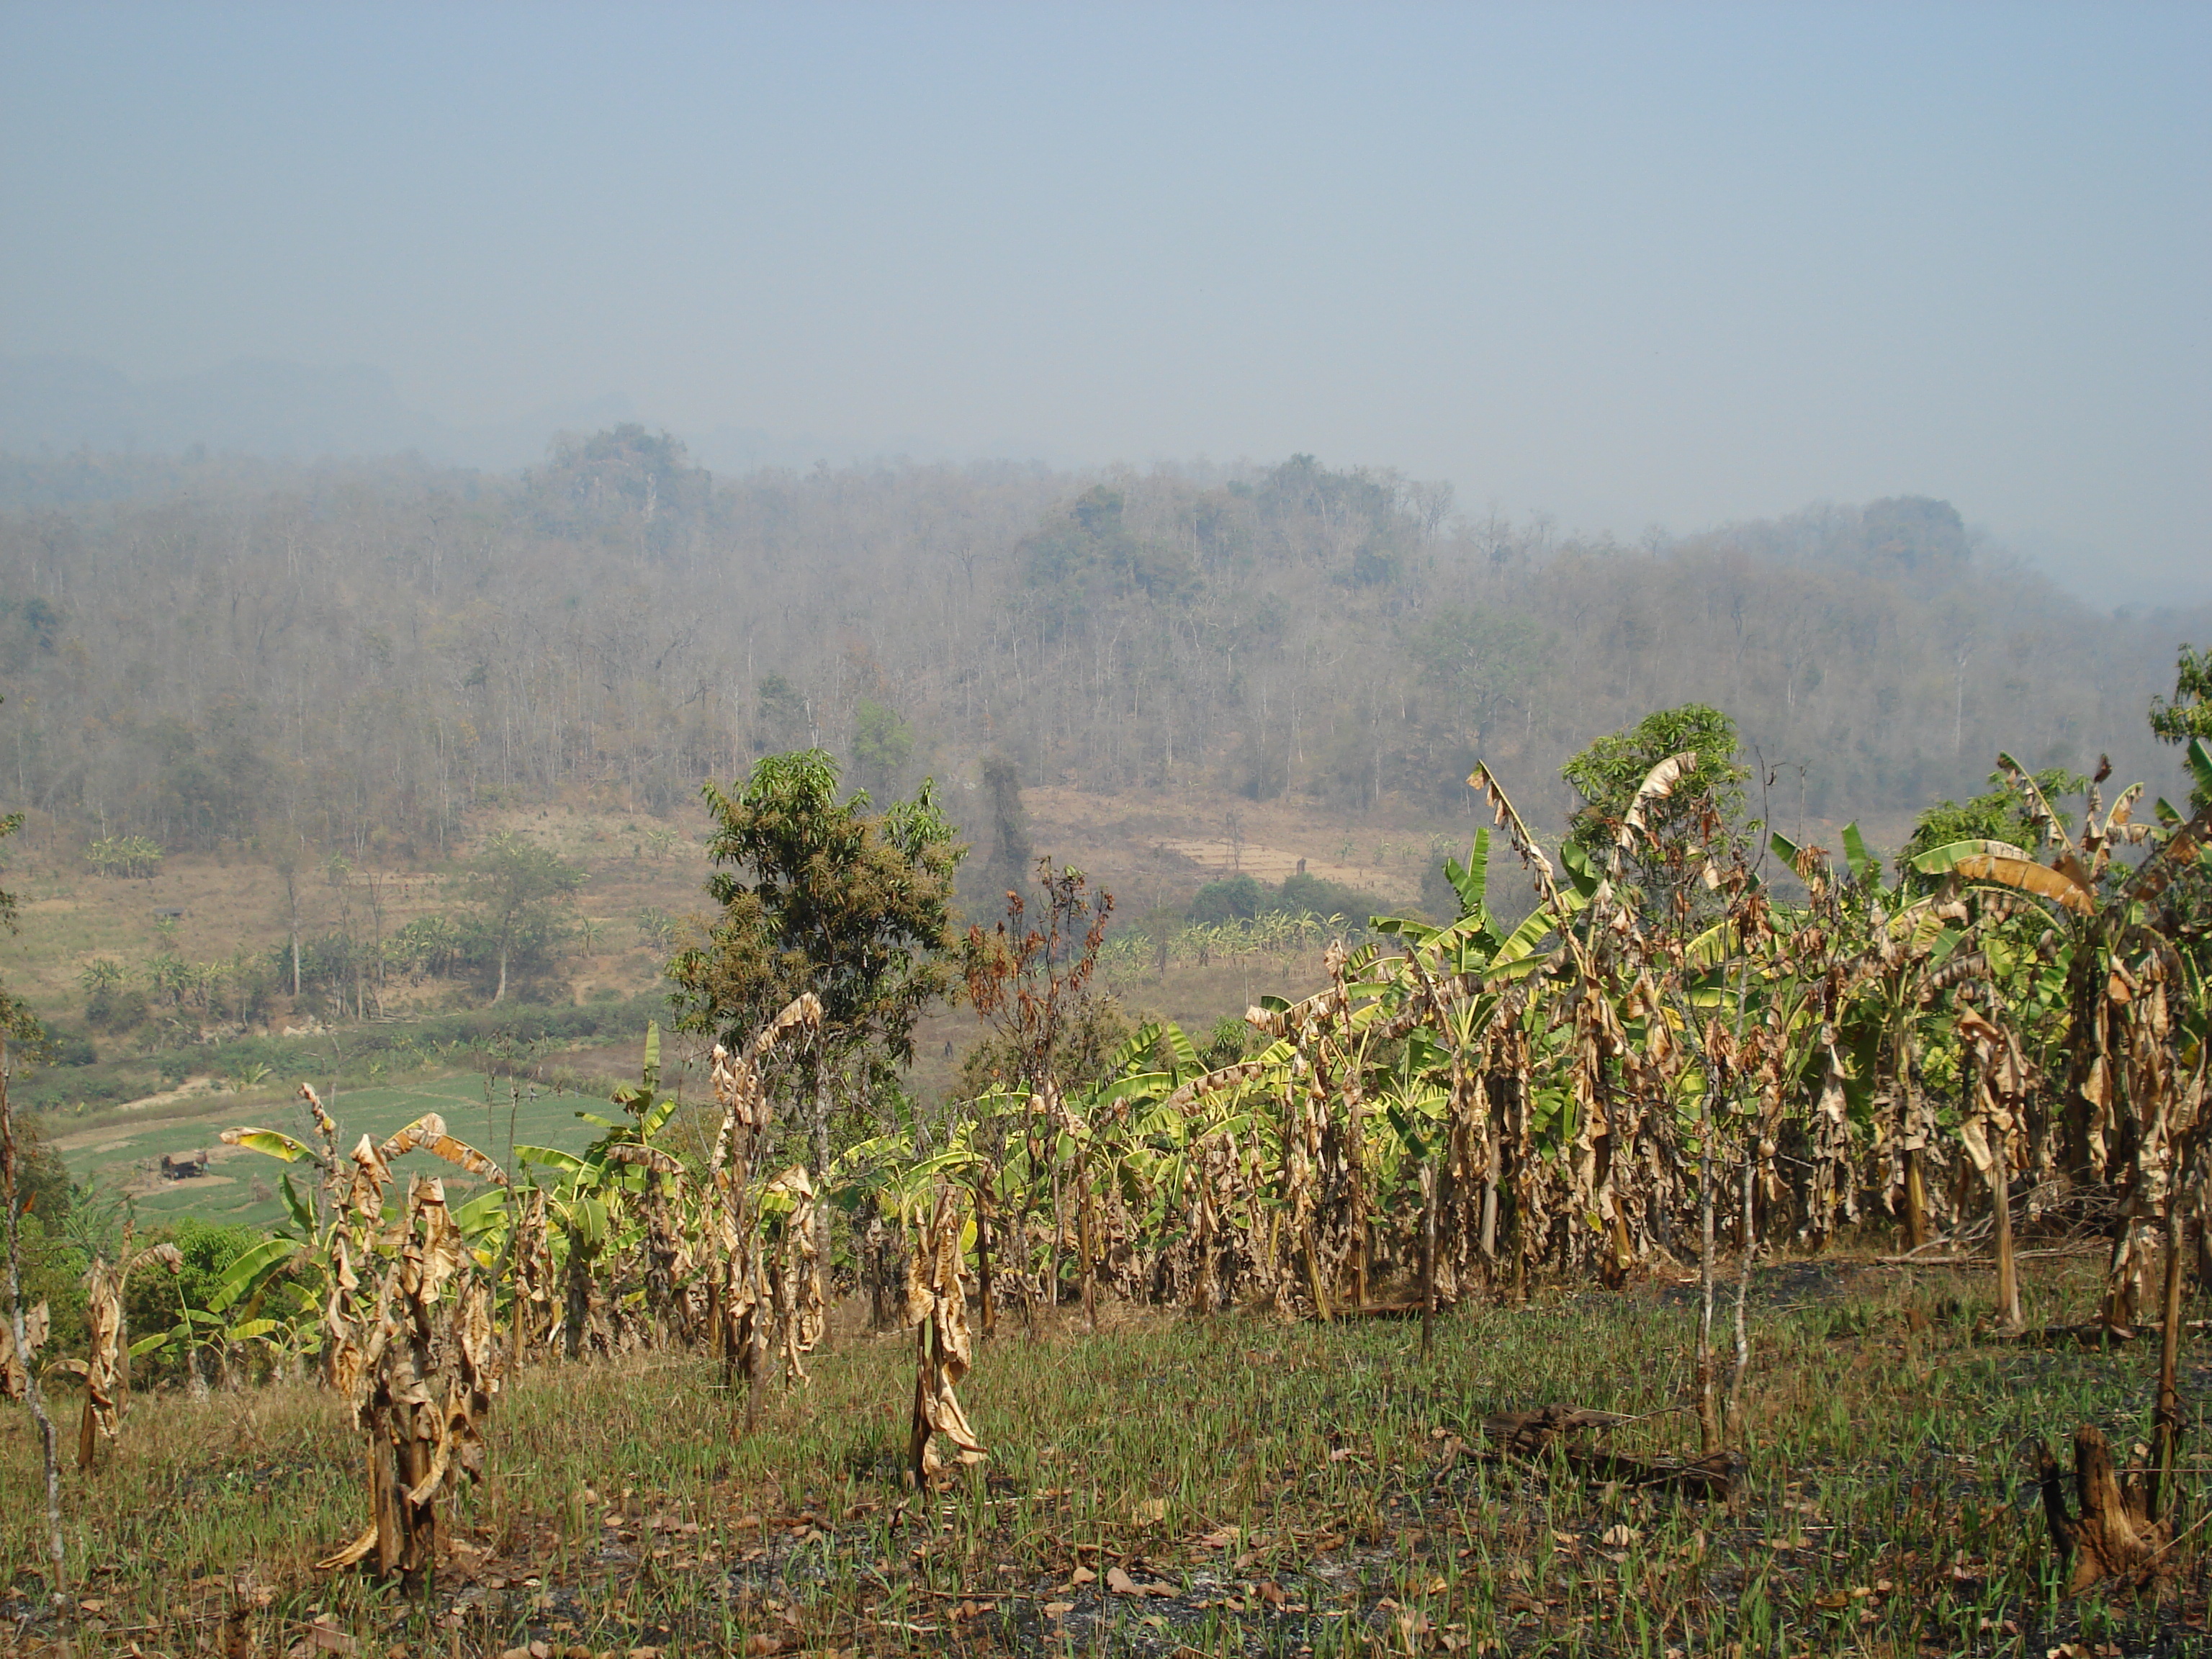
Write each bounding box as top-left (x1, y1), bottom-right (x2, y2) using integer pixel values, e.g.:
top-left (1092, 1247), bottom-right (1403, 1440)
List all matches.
top-left (219, 1089), bottom-right (508, 1374)
top-left (514, 1023), bottom-right (688, 1354)
top-left (1912, 745), bottom-right (2211, 1185)
top-left (1912, 740), bottom-right (2212, 1329)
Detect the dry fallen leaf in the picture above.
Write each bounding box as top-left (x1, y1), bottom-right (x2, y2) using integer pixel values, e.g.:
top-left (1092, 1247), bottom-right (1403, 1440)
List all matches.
top-left (1070, 1565), bottom-right (1097, 1585)
top-left (1042, 1601), bottom-right (1073, 1619)
top-left (1132, 1498), bottom-right (1168, 1524)
top-left (1106, 1567), bottom-right (1141, 1596)
top-left (1600, 1524), bottom-right (1637, 1547)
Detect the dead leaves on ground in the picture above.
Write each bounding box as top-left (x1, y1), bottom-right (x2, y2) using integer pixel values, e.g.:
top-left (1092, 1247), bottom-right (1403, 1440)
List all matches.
top-left (1105, 1564), bottom-right (1177, 1596)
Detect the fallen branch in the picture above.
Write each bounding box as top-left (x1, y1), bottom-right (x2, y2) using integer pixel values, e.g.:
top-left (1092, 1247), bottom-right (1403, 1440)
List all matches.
top-left (1561, 1446), bottom-right (1737, 1498)
top-left (1873, 1246), bottom-right (2106, 1267)
top-left (1326, 1300), bottom-right (1426, 1321)
top-left (1481, 1405), bottom-right (1627, 1452)
top-left (1473, 1403), bottom-right (1737, 1499)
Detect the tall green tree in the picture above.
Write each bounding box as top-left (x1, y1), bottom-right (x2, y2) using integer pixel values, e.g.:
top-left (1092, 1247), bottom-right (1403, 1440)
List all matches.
top-left (670, 749), bottom-right (963, 1184)
top-left (2151, 644), bottom-right (2212, 809)
top-left (1411, 603), bottom-right (1544, 739)
top-left (0, 701), bottom-right (65, 1597)
top-left (1560, 703), bottom-right (1751, 898)
top-left (465, 832), bottom-right (587, 1004)
top-left (753, 674), bottom-right (812, 754)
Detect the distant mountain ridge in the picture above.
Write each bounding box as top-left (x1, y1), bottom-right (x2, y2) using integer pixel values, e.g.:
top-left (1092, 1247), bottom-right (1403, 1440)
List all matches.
top-left (0, 354), bottom-right (995, 484)
top-left (0, 354), bottom-right (630, 472)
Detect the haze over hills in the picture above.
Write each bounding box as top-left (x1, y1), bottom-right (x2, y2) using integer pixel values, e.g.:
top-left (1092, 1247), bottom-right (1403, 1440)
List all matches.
top-left (1, 24), bottom-right (2208, 1639)
top-left (0, 431), bottom-right (2203, 913)
top-left (2, 355), bottom-right (2200, 616)
top-left (0, 354), bottom-right (639, 474)
top-left (0, 354), bottom-right (1003, 485)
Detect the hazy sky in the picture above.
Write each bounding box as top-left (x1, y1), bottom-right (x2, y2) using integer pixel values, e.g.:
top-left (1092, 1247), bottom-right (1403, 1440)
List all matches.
top-left (4, 2), bottom-right (2206, 598)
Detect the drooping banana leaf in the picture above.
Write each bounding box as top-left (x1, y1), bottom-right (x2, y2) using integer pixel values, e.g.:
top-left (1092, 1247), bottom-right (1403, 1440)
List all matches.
top-left (208, 1236), bottom-right (300, 1313)
top-left (514, 1144), bottom-right (590, 1174)
top-left (220, 1127), bottom-right (316, 1164)
top-left (1910, 842), bottom-right (2094, 914)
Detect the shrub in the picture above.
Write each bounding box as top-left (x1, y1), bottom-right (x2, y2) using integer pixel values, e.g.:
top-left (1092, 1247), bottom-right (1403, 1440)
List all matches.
top-left (1189, 874), bottom-right (1264, 925)
top-left (1277, 871), bottom-right (1394, 922)
top-left (43, 1025), bottom-right (98, 1066)
top-left (86, 987), bottom-right (149, 1032)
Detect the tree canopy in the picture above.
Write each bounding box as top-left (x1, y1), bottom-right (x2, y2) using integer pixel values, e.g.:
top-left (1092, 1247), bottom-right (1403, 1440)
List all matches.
top-left (1899, 763), bottom-right (2088, 880)
top-left (1560, 703), bottom-right (1751, 887)
top-left (670, 749), bottom-right (963, 1165)
top-left (2151, 645), bottom-right (2212, 809)
top-left (465, 832), bottom-right (587, 1005)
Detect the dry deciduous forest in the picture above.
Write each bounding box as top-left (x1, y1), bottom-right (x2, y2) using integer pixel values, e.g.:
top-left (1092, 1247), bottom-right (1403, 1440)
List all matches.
top-left (0, 434), bottom-right (2197, 858)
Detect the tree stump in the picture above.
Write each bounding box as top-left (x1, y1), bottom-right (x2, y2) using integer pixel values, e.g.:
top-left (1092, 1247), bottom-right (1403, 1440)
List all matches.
top-left (2036, 1426), bottom-right (2170, 1593)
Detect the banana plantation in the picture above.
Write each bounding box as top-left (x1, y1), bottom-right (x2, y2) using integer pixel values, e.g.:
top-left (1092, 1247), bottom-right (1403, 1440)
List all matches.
top-left (13, 736), bottom-right (2199, 1574)
top-left (6, 731), bottom-right (2211, 1634)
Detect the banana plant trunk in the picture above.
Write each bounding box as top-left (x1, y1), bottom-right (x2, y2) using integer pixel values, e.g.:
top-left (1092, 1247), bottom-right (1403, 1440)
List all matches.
top-left (809, 1067), bottom-right (835, 1346)
top-left (1419, 1161), bottom-right (1439, 1359)
top-left (1902, 1148), bottom-right (1931, 1250)
top-left (1990, 1136), bottom-right (2022, 1331)
top-left (1696, 1087), bottom-right (1720, 1457)
top-left (976, 1188), bottom-right (996, 1337)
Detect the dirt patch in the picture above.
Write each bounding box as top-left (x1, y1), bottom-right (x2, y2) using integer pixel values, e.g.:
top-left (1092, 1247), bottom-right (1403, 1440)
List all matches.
top-left (1154, 837), bottom-right (1418, 901)
top-left (50, 1087), bottom-right (235, 1151)
top-left (1017, 783), bottom-right (1459, 913)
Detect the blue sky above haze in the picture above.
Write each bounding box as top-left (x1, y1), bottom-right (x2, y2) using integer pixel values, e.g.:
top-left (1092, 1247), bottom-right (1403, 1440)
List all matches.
top-left (2, 2), bottom-right (2206, 601)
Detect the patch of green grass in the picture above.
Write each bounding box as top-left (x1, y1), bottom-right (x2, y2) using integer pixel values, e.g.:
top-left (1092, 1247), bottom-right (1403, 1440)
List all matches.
top-left (50, 1071), bottom-right (628, 1233)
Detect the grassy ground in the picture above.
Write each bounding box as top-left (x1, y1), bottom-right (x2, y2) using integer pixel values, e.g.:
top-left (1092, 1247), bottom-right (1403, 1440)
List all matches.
top-left (3, 1254), bottom-right (2206, 1657)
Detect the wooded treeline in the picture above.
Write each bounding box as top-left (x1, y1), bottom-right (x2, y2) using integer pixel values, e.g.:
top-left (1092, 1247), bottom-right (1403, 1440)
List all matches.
top-left (0, 428), bottom-right (2200, 860)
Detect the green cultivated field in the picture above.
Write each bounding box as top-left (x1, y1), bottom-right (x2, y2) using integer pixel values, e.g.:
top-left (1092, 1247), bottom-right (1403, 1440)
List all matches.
top-left (49, 1071), bottom-right (644, 1233)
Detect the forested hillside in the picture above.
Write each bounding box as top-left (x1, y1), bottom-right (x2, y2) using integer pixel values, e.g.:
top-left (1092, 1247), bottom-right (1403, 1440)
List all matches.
top-left (0, 429), bottom-right (2200, 866)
